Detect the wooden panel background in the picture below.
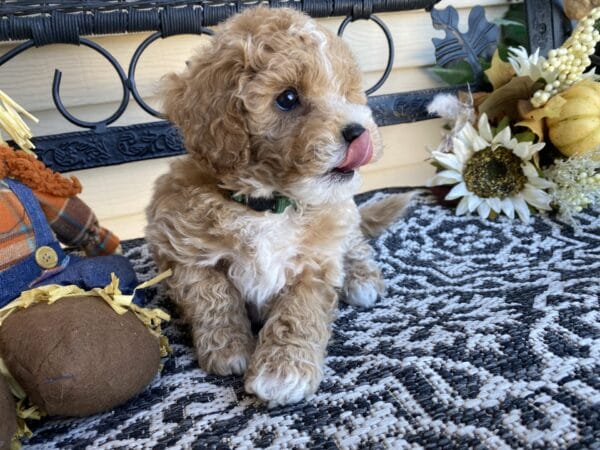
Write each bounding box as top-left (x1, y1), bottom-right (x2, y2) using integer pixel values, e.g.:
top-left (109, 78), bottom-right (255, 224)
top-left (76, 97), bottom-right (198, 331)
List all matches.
top-left (0, 0), bottom-right (515, 238)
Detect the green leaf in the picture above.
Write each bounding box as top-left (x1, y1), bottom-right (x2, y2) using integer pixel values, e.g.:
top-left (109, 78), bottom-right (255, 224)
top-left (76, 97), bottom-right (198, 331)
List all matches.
top-left (514, 130), bottom-right (536, 143)
top-left (501, 4), bottom-right (528, 49)
top-left (494, 116), bottom-right (511, 135)
top-left (431, 60), bottom-right (475, 85)
top-left (497, 43), bottom-right (510, 61)
top-left (479, 57), bottom-right (491, 72)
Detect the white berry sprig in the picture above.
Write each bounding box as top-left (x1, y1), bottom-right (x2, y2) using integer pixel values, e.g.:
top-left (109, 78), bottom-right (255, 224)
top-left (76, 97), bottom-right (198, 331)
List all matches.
top-left (532, 7), bottom-right (600, 107)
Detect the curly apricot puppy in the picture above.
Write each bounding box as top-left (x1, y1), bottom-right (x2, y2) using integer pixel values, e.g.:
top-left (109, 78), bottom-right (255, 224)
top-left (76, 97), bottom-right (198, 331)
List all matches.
top-left (146, 7), bottom-right (411, 406)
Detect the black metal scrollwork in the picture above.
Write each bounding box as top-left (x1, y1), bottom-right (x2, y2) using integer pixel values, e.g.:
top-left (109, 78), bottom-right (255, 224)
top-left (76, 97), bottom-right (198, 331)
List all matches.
top-left (0, 38), bottom-right (132, 132)
top-left (128, 32), bottom-right (168, 118)
top-left (0, 13), bottom-right (395, 128)
top-left (52, 38), bottom-right (130, 131)
top-left (338, 14), bottom-right (395, 95)
top-left (128, 28), bottom-right (215, 118)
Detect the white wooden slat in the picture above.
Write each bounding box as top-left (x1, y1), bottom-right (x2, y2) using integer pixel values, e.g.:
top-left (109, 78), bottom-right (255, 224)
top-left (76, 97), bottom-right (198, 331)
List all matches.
top-left (69, 157), bottom-right (176, 233)
top-left (363, 118), bottom-right (445, 170)
top-left (361, 162), bottom-right (434, 192)
top-left (101, 213), bottom-right (148, 241)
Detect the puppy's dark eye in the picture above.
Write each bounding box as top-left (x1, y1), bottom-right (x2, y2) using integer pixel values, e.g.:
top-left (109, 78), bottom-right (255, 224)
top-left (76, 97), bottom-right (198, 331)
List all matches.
top-left (275, 89), bottom-right (300, 111)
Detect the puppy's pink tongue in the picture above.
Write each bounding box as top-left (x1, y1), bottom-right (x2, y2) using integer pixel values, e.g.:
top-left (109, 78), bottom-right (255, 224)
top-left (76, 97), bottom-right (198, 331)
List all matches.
top-left (336, 130), bottom-right (373, 172)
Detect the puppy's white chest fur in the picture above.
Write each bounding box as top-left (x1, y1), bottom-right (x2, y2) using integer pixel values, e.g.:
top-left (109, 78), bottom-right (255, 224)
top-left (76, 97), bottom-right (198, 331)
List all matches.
top-left (227, 212), bottom-right (300, 313)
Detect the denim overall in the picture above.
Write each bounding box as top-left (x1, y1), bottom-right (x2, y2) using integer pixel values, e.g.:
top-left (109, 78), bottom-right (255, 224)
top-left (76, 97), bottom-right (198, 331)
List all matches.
top-left (0, 179), bottom-right (140, 307)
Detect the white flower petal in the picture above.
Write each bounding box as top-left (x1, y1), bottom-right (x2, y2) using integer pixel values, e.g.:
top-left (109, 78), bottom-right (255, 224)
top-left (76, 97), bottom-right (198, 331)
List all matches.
top-left (456, 196), bottom-right (469, 215)
top-left (529, 177), bottom-right (554, 190)
top-left (445, 182), bottom-right (469, 200)
top-left (500, 198), bottom-right (515, 219)
top-left (522, 185), bottom-right (552, 211)
top-left (472, 136), bottom-right (490, 152)
top-left (507, 46), bottom-right (553, 83)
top-left (513, 141), bottom-right (544, 160)
top-left (512, 142), bottom-right (534, 160)
top-left (478, 115), bottom-right (493, 142)
top-left (432, 151), bottom-right (462, 171)
top-left (522, 162), bottom-right (538, 178)
top-left (478, 202), bottom-right (491, 220)
top-left (459, 121), bottom-right (478, 142)
top-left (523, 163), bottom-right (554, 189)
top-left (530, 142), bottom-right (545, 153)
top-left (467, 194), bottom-right (483, 212)
top-left (452, 139), bottom-right (472, 163)
top-left (427, 169), bottom-right (463, 186)
top-left (492, 126), bottom-right (512, 147)
top-left (486, 197), bottom-right (502, 213)
top-left (513, 196), bottom-right (531, 223)
top-left (461, 122), bottom-right (488, 151)
top-left (508, 46), bottom-right (531, 76)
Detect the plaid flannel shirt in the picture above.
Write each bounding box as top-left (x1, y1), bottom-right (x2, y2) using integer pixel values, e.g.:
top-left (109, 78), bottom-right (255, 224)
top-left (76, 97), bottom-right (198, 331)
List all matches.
top-left (0, 179), bottom-right (120, 272)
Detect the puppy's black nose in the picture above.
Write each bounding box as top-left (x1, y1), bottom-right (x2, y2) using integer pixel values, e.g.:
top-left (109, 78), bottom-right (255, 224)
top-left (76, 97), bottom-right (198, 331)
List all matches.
top-left (342, 123), bottom-right (366, 143)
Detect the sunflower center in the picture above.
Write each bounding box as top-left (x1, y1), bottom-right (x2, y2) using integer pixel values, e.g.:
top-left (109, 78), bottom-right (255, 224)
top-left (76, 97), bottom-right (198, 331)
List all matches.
top-left (463, 147), bottom-right (527, 198)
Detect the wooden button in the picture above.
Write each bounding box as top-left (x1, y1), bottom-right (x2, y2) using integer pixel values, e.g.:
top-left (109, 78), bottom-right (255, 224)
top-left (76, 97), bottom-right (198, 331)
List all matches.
top-left (35, 246), bottom-right (58, 269)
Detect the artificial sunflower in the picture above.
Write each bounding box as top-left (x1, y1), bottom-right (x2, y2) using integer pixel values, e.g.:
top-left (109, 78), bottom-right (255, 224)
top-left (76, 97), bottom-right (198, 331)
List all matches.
top-left (428, 113), bottom-right (554, 222)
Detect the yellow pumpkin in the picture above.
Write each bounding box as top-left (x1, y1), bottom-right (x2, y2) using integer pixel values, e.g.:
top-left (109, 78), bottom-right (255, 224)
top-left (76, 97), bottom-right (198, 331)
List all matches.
top-left (547, 80), bottom-right (600, 157)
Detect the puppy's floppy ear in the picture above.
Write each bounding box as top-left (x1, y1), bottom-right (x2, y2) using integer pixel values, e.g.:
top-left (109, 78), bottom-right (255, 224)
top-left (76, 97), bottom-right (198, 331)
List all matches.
top-left (161, 35), bottom-right (251, 173)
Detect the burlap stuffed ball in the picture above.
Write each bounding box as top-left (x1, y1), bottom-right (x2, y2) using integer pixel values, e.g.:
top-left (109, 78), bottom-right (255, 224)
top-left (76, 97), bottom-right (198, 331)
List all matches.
top-left (0, 296), bottom-right (160, 417)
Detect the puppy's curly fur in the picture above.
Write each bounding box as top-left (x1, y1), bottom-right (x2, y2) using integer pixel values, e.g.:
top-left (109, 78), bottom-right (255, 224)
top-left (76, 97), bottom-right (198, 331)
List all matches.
top-left (146, 7), bottom-right (410, 406)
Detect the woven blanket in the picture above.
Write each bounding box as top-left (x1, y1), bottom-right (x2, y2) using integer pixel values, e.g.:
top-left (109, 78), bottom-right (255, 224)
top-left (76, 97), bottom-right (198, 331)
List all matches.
top-left (23, 189), bottom-right (600, 449)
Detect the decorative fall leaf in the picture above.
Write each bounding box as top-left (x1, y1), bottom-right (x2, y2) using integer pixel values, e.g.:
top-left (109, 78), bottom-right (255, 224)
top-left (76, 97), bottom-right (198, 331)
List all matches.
top-left (477, 76), bottom-right (542, 122)
top-left (516, 95), bottom-right (566, 141)
top-left (484, 49), bottom-right (515, 89)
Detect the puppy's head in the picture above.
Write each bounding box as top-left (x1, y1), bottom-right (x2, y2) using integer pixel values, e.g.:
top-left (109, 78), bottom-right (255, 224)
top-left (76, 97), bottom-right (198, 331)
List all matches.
top-left (162, 7), bottom-right (382, 204)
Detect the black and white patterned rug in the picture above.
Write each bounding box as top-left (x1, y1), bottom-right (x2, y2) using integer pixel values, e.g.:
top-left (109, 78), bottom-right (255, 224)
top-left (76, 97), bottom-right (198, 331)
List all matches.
top-left (22, 189), bottom-right (600, 449)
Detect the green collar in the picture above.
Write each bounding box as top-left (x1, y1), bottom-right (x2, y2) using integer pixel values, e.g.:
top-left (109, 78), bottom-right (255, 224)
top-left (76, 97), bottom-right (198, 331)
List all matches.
top-left (229, 191), bottom-right (296, 214)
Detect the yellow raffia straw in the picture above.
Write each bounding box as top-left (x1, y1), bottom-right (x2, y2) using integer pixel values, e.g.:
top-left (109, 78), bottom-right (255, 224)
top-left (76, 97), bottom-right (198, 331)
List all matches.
top-left (0, 90), bottom-right (38, 155)
top-left (0, 358), bottom-right (40, 446)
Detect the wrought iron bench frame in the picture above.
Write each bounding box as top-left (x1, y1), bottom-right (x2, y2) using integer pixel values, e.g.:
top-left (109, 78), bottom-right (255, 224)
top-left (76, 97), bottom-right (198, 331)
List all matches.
top-left (0, 0), bottom-right (569, 174)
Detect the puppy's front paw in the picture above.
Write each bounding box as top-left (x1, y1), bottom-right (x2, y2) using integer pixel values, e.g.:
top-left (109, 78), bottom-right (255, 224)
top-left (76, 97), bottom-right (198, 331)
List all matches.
top-left (245, 346), bottom-right (322, 407)
top-left (196, 333), bottom-right (255, 376)
top-left (343, 276), bottom-right (384, 308)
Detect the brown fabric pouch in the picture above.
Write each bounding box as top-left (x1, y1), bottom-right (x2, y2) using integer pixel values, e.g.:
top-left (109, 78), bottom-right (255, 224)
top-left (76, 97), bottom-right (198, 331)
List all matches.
top-left (0, 296), bottom-right (160, 417)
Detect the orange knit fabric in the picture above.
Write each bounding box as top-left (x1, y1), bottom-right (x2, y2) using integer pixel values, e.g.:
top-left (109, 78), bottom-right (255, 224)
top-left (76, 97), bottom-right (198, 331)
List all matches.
top-left (0, 145), bottom-right (82, 197)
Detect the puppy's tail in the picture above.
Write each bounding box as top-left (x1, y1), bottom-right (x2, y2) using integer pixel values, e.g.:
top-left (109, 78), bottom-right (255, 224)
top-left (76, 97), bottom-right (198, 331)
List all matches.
top-left (359, 192), bottom-right (415, 238)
